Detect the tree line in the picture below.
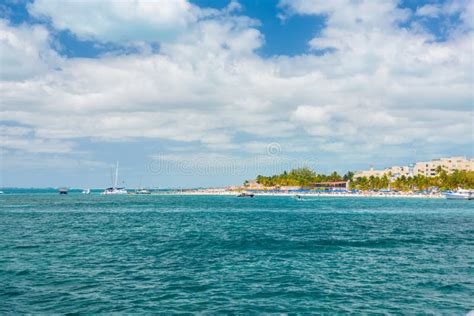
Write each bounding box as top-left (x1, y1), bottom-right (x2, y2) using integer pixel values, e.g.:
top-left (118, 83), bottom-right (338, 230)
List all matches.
top-left (351, 168), bottom-right (474, 191)
top-left (250, 167), bottom-right (474, 191)
top-left (250, 168), bottom-right (351, 187)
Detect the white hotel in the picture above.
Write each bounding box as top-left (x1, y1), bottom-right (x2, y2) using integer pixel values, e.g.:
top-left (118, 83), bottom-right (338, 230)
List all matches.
top-left (354, 157), bottom-right (474, 179)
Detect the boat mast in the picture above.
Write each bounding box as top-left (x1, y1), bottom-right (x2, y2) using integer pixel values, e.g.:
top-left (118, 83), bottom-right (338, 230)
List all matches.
top-left (114, 161), bottom-right (119, 188)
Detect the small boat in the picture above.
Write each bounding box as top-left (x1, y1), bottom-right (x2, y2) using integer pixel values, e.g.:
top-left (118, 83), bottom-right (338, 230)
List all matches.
top-left (101, 161), bottom-right (128, 195)
top-left (0, 191), bottom-right (4, 194)
top-left (135, 188), bottom-right (151, 195)
top-left (237, 192), bottom-right (255, 198)
top-left (59, 188), bottom-right (68, 195)
top-left (102, 187), bottom-right (128, 195)
top-left (444, 189), bottom-right (473, 200)
top-left (82, 188), bottom-right (91, 195)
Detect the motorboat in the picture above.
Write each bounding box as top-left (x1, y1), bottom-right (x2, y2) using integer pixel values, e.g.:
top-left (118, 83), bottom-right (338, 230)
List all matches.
top-left (135, 188), bottom-right (151, 195)
top-left (102, 187), bottom-right (128, 195)
top-left (82, 188), bottom-right (91, 194)
top-left (237, 192), bottom-right (255, 198)
top-left (444, 189), bottom-right (473, 200)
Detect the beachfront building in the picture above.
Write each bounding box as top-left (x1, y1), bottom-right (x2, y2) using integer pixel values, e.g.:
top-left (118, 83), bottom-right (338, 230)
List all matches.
top-left (354, 168), bottom-right (386, 178)
top-left (354, 166), bottom-right (410, 179)
top-left (355, 156), bottom-right (474, 179)
top-left (311, 181), bottom-right (349, 191)
top-left (413, 157), bottom-right (474, 177)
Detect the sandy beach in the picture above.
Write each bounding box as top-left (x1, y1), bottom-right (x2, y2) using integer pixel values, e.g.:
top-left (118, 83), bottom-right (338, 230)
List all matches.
top-left (161, 190), bottom-right (444, 199)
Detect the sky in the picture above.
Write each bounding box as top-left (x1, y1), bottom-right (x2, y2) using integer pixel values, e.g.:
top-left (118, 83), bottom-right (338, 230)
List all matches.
top-left (0, 0), bottom-right (473, 188)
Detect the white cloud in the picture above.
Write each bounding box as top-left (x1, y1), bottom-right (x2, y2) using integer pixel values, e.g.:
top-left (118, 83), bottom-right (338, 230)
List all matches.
top-left (279, 0), bottom-right (410, 32)
top-left (28, 0), bottom-right (198, 43)
top-left (149, 151), bottom-right (315, 178)
top-left (0, 19), bottom-right (61, 80)
top-left (0, 0), bottom-right (473, 169)
top-left (0, 135), bottom-right (75, 153)
top-left (415, 4), bottom-right (442, 18)
top-left (414, 1), bottom-right (474, 31)
top-left (0, 125), bottom-right (32, 136)
top-left (291, 105), bottom-right (331, 124)
top-left (459, 0), bottom-right (474, 29)
top-left (279, 0), bottom-right (473, 149)
top-left (0, 151), bottom-right (107, 171)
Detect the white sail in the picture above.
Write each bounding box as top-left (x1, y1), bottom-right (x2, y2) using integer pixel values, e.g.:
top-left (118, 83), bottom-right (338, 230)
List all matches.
top-left (114, 161), bottom-right (119, 188)
top-left (102, 161), bottom-right (127, 195)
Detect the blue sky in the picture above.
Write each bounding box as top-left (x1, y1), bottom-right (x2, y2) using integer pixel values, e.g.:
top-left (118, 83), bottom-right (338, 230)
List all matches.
top-left (0, 0), bottom-right (473, 188)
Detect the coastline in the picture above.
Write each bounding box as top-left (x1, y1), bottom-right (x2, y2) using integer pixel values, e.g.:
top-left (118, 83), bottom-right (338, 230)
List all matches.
top-left (160, 190), bottom-right (444, 199)
top-left (0, 188), bottom-right (445, 198)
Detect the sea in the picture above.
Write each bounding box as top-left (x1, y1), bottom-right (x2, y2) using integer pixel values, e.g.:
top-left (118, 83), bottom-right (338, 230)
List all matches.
top-left (1, 191), bottom-right (473, 314)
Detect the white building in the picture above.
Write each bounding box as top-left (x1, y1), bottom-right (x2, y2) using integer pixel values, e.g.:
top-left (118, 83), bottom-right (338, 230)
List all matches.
top-left (413, 156), bottom-right (474, 177)
top-left (355, 156), bottom-right (473, 179)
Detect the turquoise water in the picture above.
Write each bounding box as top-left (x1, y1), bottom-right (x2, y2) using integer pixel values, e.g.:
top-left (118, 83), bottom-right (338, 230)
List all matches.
top-left (1, 194), bottom-right (473, 314)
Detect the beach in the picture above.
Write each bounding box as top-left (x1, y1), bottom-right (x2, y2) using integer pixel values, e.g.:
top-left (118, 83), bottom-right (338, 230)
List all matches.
top-left (166, 189), bottom-right (444, 198)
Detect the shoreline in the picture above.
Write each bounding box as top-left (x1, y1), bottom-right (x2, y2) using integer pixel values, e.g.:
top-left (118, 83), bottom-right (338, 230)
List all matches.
top-left (0, 189), bottom-right (445, 199)
top-left (160, 190), bottom-right (444, 199)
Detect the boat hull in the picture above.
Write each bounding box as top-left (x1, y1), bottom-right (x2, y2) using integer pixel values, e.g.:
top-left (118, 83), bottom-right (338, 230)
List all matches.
top-left (237, 193), bottom-right (255, 197)
top-left (444, 193), bottom-right (473, 200)
top-left (101, 188), bottom-right (128, 195)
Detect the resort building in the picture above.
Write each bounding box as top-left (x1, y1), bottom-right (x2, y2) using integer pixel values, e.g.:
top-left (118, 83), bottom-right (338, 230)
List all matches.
top-left (413, 156), bottom-right (474, 177)
top-left (354, 166), bottom-right (410, 179)
top-left (355, 156), bottom-right (473, 179)
top-left (311, 181), bottom-right (349, 190)
top-left (354, 168), bottom-right (386, 178)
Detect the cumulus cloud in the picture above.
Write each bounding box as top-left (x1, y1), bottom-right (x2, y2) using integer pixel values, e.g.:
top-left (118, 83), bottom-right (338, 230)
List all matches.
top-left (27, 0), bottom-right (199, 43)
top-left (0, 19), bottom-right (61, 80)
top-left (278, 0), bottom-right (473, 150)
top-left (0, 0), bottom-right (473, 176)
top-left (279, 0), bottom-right (410, 32)
top-left (416, 4), bottom-right (442, 18)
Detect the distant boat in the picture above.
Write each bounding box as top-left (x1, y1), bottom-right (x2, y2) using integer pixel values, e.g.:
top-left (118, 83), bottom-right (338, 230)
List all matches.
top-left (135, 188), bottom-right (151, 195)
top-left (237, 192), bottom-right (254, 198)
top-left (101, 161), bottom-right (128, 195)
top-left (0, 191), bottom-right (4, 194)
top-left (82, 188), bottom-right (91, 195)
top-left (102, 187), bottom-right (127, 195)
top-left (59, 188), bottom-right (68, 195)
top-left (444, 189), bottom-right (473, 200)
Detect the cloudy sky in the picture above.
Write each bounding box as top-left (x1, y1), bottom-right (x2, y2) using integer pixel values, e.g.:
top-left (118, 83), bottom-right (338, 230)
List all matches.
top-left (0, 0), bottom-right (473, 188)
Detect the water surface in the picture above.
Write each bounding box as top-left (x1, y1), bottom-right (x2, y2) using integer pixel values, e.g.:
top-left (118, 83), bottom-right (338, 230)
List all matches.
top-left (1, 194), bottom-right (473, 313)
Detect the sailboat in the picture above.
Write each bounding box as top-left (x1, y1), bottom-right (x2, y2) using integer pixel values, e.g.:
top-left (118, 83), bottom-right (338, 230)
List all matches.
top-left (101, 161), bottom-right (128, 195)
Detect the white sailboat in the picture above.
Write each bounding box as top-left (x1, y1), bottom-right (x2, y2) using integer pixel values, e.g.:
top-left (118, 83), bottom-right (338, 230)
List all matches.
top-left (101, 161), bottom-right (128, 195)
